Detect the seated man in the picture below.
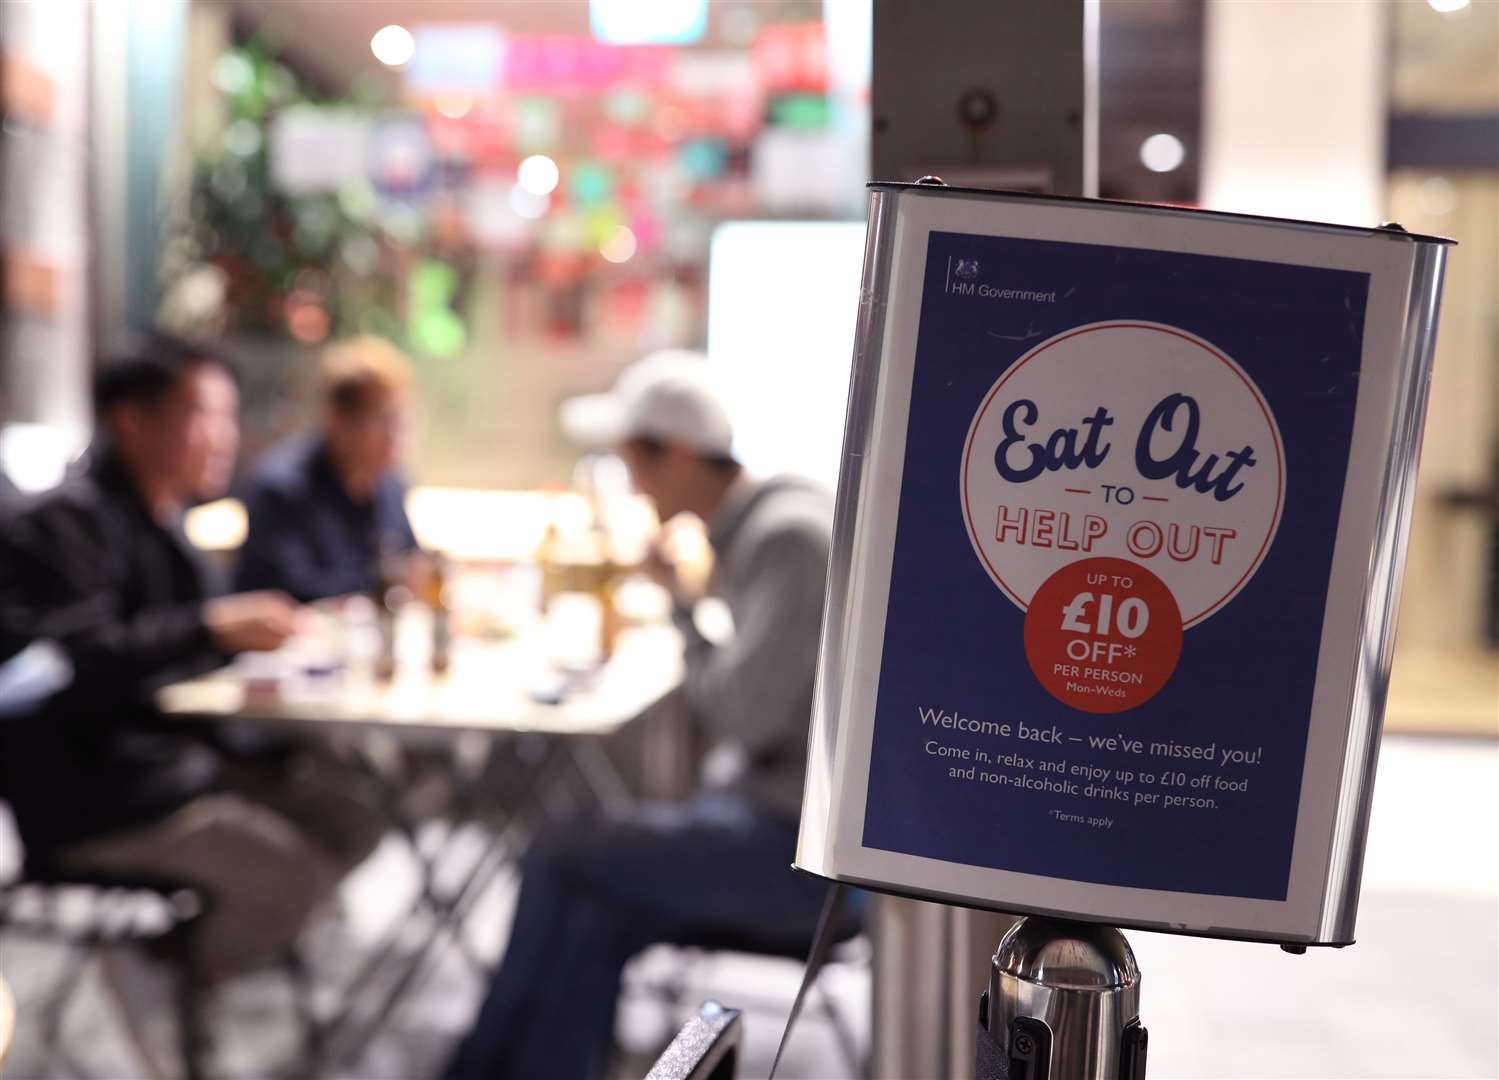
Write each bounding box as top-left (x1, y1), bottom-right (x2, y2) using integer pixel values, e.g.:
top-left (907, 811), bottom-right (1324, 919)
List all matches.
top-left (443, 355), bottom-right (834, 1080)
top-left (0, 335), bottom-right (384, 1069)
top-left (234, 335), bottom-right (419, 602)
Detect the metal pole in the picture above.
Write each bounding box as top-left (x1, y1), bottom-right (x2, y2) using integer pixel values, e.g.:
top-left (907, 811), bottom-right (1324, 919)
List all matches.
top-left (976, 917), bottom-right (1148, 1080)
top-left (867, 4), bottom-right (1098, 1073)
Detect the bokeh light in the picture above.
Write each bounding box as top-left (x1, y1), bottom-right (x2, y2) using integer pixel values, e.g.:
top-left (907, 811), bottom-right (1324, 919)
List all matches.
top-left (510, 186), bottom-right (551, 220)
top-left (518, 154), bottom-right (561, 196)
top-left (433, 94), bottom-right (473, 120)
top-left (370, 25), bottom-right (416, 68)
top-left (600, 225), bottom-right (638, 264)
top-left (1139, 133), bottom-right (1186, 173)
top-left (285, 291), bottom-right (330, 343)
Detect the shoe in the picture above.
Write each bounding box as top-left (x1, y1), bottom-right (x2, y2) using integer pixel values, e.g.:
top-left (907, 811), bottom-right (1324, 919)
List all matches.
top-left (100, 943), bottom-right (192, 1080)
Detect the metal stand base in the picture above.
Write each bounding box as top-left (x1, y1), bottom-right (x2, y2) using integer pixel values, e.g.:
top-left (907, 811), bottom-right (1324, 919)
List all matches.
top-left (975, 917), bottom-right (1148, 1080)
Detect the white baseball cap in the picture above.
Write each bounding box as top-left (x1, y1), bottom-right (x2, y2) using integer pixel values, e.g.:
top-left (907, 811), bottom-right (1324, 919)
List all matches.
top-left (559, 349), bottom-right (735, 459)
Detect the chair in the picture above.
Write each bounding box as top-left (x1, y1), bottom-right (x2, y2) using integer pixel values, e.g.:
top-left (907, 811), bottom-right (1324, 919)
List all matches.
top-left (644, 1001), bottom-right (743, 1080)
top-left (624, 897), bottom-right (869, 1079)
top-left (0, 651), bottom-right (319, 1077)
top-left (0, 857), bottom-right (210, 1079)
top-left (0, 645), bottom-right (211, 1076)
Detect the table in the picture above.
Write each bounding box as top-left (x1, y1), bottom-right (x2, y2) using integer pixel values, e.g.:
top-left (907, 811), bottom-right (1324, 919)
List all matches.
top-left (156, 616), bottom-right (684, 1074)
top-left (157, 620), bottom-right (683, 742)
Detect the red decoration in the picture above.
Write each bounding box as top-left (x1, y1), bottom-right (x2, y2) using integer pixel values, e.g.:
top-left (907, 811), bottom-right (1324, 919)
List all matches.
top-left (752, 23), bottom-right (828, 96)
top-left (501, 36), bottom-right (672, 93)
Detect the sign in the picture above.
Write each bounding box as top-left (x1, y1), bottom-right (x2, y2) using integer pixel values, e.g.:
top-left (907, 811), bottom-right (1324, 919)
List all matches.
top-left (869, 232), bottom-right (1359, 905)
top-left (408, 25), bottom-right (504, 95)
top-left (501, 36), bottom-right (671, 93)
top-left (795, 184), bottom-right (1452, 945)
top-left (269, 107), bottom-right (369, 195)
top-left (369, 115), bottom-right (436, 200)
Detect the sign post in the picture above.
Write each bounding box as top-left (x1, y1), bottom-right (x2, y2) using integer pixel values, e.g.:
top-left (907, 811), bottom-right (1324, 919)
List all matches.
top-left (979, 916), bottom-right (1143, 1080)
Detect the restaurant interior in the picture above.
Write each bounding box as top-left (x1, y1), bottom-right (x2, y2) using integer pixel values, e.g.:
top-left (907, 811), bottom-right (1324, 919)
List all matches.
top-left (0, 1), bottom-right (1495, 1078)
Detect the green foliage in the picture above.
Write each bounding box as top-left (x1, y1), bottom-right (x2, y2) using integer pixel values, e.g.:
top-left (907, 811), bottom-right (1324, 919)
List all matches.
top-left (163, 40), bottom-right (405, 344)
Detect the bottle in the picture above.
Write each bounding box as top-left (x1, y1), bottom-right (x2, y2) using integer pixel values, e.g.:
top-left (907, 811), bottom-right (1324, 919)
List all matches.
top-left (588, 492), bottom-right (620, 661)
top-left (428, 551), bottom-right (452, 675)
top-left (370, 538), bottom-right (403, 682)
top-left (537, 519), bottom-right (563, 615)
top-left (597, 573), bottom-right (621, 660)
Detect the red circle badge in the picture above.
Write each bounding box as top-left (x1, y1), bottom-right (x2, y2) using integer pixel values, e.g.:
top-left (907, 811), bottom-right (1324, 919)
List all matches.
top-left (1023, 557), bottom-right (1183, 713)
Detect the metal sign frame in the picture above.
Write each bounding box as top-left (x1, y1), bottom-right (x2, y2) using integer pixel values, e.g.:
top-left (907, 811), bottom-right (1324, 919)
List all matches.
top-left (796, 181), bottom-right (1452, 947)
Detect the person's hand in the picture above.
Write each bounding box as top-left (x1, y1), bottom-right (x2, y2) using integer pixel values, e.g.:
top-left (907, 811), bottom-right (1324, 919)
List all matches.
top-left (640, 544), bottom-right (683, 599)
top-left (202, 591), bottom-right (300, 654)
top-left (403, 550), bottom-right (436, 596)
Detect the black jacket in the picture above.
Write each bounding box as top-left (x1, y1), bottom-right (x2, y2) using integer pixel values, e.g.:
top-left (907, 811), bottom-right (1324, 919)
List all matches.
top-left (0, 449), bottom-right (227, 856)
top-left (234, 436), bottom-right (417, 603)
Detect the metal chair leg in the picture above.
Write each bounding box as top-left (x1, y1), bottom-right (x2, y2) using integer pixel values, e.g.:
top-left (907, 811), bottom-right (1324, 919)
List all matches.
top-left (283, 946), bottom-right (324, 1072)
top-left (160, 921), bottom-right (210, 1080)
top-left (2, 879), bottom-right (212, 1080)
top-left (811, 982), bottom-right (868, 1079)
top-left (37, 940), bottom-right (93, 1072)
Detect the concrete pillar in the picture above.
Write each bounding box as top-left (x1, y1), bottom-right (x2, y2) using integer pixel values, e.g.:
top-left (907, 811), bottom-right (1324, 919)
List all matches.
top-left (872, 0), bottom-right (1097, 196)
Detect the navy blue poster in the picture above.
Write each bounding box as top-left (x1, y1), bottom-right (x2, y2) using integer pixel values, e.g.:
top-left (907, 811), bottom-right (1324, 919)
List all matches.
top-left (860, 231), bottom-right (1369, 900)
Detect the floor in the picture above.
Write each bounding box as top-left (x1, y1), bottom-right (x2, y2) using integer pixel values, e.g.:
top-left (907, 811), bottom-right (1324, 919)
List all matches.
top-left (1131, 734), bottom-right (1499, 1079)
top-left (1, 734), bottom-right (1495, 1079)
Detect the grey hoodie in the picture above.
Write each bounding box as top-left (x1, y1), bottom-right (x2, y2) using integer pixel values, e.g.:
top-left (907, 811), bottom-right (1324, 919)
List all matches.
top-left (673, 474), bottom-right (834, 821)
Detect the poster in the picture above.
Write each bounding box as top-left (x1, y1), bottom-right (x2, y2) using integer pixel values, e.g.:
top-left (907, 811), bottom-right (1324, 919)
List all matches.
top-left (860, 230), bottom-right (1370, 901)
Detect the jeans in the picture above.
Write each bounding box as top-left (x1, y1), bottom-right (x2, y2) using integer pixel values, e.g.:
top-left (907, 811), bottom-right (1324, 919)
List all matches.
top-left (442, 792), bottom-right (829, 1080)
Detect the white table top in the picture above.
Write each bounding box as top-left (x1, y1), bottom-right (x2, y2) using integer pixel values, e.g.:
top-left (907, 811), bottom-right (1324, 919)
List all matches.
top-left (157, 622), bottom-right (684, 740)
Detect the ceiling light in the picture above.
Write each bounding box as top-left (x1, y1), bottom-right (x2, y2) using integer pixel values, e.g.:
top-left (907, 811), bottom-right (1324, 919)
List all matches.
top-left (590, 0), bottom-right (706, 45)
top-left (1140, 133), bottom-right (1186, 173)
top-left (1427, 0), bottom-right (1470, 12)
top-left (371, 25), bottom-right (415, 68)
top-left (518, 154), bottom-right (560, 196)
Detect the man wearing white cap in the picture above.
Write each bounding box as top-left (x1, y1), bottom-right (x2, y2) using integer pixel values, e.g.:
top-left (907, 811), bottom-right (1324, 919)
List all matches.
top-left (444, 352), bottom-right (837, 1080)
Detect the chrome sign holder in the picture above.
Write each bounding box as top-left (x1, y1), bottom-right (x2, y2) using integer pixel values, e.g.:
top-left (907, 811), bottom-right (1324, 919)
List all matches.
top-left (794, 178), bottom-right (1454, 1077)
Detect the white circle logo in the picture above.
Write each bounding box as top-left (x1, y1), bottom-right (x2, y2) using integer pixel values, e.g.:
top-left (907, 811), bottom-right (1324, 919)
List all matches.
top-left (961, 322), bottom-right (1285, 627)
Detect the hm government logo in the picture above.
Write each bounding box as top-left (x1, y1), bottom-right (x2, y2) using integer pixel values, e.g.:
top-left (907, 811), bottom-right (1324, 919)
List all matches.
top-left (945, 255), bottom-right (1058, 304)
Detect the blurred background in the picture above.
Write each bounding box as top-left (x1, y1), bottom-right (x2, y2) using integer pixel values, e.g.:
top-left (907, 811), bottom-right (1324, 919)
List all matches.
top-left (3, 0), bottom-right (1496, 644)
top-left (1, 1), bottom-right (1495, 1078)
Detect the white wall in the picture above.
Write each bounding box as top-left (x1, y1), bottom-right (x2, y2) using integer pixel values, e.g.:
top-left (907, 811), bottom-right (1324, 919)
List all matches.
top-left (1200, 0), bottom-right (1387, 227)
top-left (706, 221), bottom-right (867, 490)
